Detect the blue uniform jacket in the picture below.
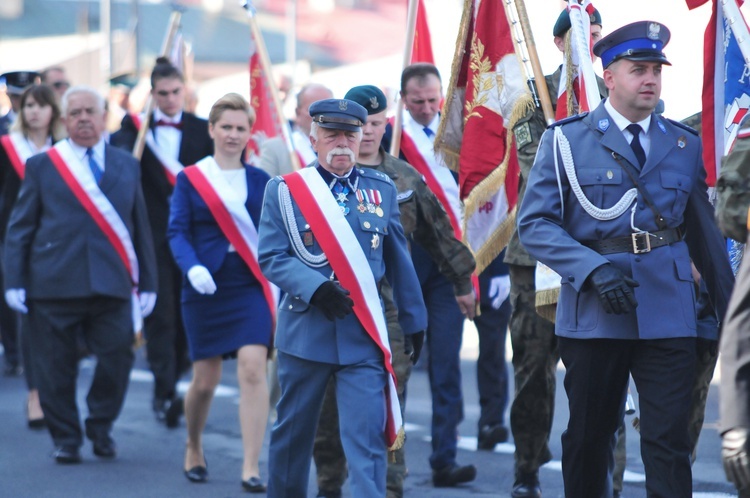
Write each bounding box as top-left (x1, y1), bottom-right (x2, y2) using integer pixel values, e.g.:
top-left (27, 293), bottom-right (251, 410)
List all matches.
top-left (258, 165), bottom-right (428, 365)
top-left (167, 163), bottom-right (270, 278)
top-left (518, 103), bottom-right (734, 340)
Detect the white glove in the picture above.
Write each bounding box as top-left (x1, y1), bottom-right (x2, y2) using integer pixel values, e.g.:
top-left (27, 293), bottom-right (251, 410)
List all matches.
top-left (488, 275), bottom-right (511, 310)
top-left (187, 265), bottom-right (217, 295)
top-left (723, 428), bottom-right (750, 490)
top-left (139, 292), bottom-right (157, 318)
top-left (5, 288), bottom-right (27, 314)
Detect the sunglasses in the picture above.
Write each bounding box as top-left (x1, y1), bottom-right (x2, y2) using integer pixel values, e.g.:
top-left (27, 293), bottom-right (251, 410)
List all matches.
top-left (52, 81), bottom-right (70, 90)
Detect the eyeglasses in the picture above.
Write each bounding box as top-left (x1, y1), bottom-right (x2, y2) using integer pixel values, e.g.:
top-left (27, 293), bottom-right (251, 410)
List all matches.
top-left (51, 81), bottom-right (70, 90)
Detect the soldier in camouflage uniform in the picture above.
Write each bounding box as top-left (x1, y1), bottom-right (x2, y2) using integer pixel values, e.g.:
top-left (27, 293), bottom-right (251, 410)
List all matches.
top-left (505, 9), bottom-right (604, 497)
top-left (312, 85), bottom-right (476, 498)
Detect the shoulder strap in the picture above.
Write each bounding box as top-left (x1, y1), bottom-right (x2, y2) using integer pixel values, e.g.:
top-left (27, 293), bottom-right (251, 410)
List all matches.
top-left (611, 151), bottom-right (668, 230)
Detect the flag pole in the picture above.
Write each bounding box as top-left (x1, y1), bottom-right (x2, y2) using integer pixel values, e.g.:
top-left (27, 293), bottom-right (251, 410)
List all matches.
top-left (510, 0), bottom-right (555, 124)
top-left (389, 0), bottom-right (420, 157)
top-left (132, 7), bottom-right (183, 160)
top-left (242, 1), bottom-right (301, 171)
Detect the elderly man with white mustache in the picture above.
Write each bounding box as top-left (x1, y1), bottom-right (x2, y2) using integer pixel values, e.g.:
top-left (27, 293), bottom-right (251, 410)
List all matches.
top-left (258, 98), bottom-right (427, 498)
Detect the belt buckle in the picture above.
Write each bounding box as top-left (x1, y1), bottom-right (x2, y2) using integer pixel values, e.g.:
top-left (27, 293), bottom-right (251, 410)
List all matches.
top-left (631, 231), bottom-right (651, 254)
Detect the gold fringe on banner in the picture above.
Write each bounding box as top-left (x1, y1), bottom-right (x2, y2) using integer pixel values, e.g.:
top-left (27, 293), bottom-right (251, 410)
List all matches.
top-left (535, 287), bottom-right (559, 323)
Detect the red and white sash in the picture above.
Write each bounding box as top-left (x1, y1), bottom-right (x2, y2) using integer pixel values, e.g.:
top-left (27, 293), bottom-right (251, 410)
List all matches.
top-left (183, 157), bottom-right (279, 333)
top-left (291, 129), bottom-right (316, 167)
top-left (47, 140), bottom-right (142, 331)
top-left (0, 132), bottom-right (37, 179)
top-left (284, 167), bottom-right (404, 450)
top-left (130, 113), bottom-right (184, 186)
top-left (395, 111), bottom-right (463, 240)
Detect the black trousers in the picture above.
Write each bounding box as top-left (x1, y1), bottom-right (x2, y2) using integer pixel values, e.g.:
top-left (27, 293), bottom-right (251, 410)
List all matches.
top-left (144, 245), bottom-right (189, 401)
top-left (0, 263), bottom-right (19, 368)
top-left (558, 336), bottom-right (695, 498)
top-left (29, 297), bottom-right (134, 447)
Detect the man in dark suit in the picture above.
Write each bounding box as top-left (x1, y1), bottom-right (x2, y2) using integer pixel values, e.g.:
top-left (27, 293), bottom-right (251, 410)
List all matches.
top-left (3, 85), bottom-right (157, 464)
top-left (111, 57), bottom-right (213, 427)
top-left (517, 21), bottom-right (734, 496)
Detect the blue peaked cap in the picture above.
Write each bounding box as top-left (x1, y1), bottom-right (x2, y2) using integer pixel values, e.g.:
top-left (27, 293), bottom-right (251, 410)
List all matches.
top-left (593, 21), bottom-right (671, 68)
top-left (309, 98), bottom-right (367, 132)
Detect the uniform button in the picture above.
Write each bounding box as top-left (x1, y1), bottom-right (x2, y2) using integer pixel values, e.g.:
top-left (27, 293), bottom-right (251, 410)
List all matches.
top-left (568, 275), bottom-right (575, 282)
top-left (596, 175), bottom-right (602, 181)
top-left (304, 224), bottom-right (310, 229)
top-left (635, 257), bottom-right (641, 262)
top-left (639, 203), bottom-right (645, 210)
top-left (288, 305), bottom-right (293, 310)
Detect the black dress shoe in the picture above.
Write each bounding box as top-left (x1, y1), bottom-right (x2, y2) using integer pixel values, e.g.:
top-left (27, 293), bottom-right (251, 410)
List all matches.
top-left (241, 476), bottom-right (267, 493)
top-left (86, 427), bottom-right (116, 459)
top-left (53, 445), bottom-right (82, 464)
top-left (432, 463), bottom-right (477, 487)
top-left (511, 472), bottom-right (541, 498)
top-left (316, 490), bottom-right (342, 498)
top-left (184, 462), bottom-right (208, 483)
top-left (28, 417), bottom-right (46, 430)
top-left (164, 397), bottom-right (183, 429)
top-left (478, 424), bottom-right (509, 450)
top-left (4, 363), bottom-right (23, 377)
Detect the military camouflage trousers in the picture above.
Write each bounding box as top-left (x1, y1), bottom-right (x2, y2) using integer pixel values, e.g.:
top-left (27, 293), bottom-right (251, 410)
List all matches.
top-left (508, 264), bottom-right (558, 476)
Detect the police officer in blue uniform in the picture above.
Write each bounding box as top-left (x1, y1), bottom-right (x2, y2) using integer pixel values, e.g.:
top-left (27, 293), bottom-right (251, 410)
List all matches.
top-left (258, 98), bottom-right (427, 498)
top-left (517, 21), bottom-right (734, 497)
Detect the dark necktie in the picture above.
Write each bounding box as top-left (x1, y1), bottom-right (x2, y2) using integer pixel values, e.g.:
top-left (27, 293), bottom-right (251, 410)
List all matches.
top-left (154, 119), bottom-right (182, 130)
top-left (626, 124), bottom-right (646, 168)
top-left (86, 148), bottom-right (102, 183)
top-left (423, 126), bottom-right (434, 138)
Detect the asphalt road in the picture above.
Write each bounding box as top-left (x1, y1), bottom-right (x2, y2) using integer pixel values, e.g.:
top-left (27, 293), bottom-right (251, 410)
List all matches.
top-left (0, 325), bottom-right (740, 497)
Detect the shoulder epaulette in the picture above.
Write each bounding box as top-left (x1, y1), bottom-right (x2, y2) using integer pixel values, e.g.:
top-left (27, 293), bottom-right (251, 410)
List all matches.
top-left (359, 167), bottom-right (393, 185)
top-left (665, 118), bottom-right (699, 136)
top-left (547, 112), bottom-right (588, 129)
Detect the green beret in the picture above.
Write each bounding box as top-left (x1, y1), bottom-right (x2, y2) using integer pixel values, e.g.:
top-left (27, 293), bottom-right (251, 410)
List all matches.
top-left (343, 85), bottom-right (387, 115)
top-left (553, 7), bottom-right (602, 38)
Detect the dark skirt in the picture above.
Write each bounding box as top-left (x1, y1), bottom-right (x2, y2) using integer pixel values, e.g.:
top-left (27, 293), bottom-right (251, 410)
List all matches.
top-left (182, 252), bottom-right (272, 361)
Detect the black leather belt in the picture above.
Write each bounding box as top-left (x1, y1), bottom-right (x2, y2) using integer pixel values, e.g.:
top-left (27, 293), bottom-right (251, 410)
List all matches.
top-left (583, 227), bottom-right (683, 255)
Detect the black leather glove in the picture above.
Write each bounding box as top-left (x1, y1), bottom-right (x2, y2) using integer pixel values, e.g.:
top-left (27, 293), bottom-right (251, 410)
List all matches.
top-left (723, 428), bottom-right (750, 491)
top-left (587, 264), bottom-right (639, 315)
top-left (310, 281), bottom-right (354, 321)
top-left (403, 331), bottom-right (424, 365)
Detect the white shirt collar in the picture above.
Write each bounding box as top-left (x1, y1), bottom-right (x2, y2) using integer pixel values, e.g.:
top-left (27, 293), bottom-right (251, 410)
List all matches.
top-left (423, 113), bottom-right (440, 135)
top-left (67, 137), bottom-right (105, 166)
top-left (603, 98), bottom-right (651, 134)
top-left (153, 108), bottom-right (183, 124)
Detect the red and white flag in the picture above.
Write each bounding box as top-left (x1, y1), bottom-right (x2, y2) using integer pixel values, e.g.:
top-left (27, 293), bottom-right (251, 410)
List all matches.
top-left (411, 0), bottom-right (435, 64)
top-left (687, 0), bottom-right (750, 186)
top-left (555, 0), bottom-right (602, 120)
top-left (248, 45), bottom-right (283, 161)
top-left (434, 0), bottom-right (531, 273)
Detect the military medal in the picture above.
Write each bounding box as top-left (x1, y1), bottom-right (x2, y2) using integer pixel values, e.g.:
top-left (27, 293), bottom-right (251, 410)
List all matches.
top-left (361, 189), bottom-right (375, 213)
top-left (677, 135), bottom-right (686, 149)
top-left (370, 189), bottom-right (384, 217)
top-left (336, 191), bottom-right (348, 203)
top-left (371, 233), bottom-right (380, 249)
top-left (332, 181), bottom-right (350, 216)
top-left (355, 190), bottom-right (367, 213)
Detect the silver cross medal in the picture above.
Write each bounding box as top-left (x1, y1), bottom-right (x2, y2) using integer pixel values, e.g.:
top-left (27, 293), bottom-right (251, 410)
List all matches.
top-left (336, 192), bottom-right (348, 203)
top-left (371, 233), bottom-right (380, 250)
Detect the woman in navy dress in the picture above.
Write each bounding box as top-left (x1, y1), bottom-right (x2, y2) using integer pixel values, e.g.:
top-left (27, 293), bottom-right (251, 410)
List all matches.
top-left (168, 93), bottom-right (272, 493)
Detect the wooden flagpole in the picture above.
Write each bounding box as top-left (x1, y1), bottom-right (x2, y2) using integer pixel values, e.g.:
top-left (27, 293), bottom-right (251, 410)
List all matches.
top-left (132, 8), bottom-right (183, 160)
top-left (389, 0), bottom-right (420, 157)
top-left (243, 1), bottom-right (301, 171)
top-left (511, 0), bottom-right (555, 124)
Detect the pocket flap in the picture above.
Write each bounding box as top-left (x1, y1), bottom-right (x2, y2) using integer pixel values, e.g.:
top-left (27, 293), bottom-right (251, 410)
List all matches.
top-left (359, 217), bottom-right (388, 235)
top-left (577, 168), bottom-right (622, 186)
top-left (660, 171), bottom-right (692, 193)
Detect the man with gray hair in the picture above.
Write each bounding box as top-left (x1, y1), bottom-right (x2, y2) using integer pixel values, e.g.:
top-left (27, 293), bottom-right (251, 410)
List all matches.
top-left (3, 86), bottom-right (157, 464)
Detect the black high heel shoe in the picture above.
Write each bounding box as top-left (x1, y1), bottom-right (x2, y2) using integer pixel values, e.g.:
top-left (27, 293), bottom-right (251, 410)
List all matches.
top-left (26, 400), bottom-right (46, 430)
top-left (184, 455), bottom-right (208, 483)
top-left (241, 476), bottom-right (267, 493)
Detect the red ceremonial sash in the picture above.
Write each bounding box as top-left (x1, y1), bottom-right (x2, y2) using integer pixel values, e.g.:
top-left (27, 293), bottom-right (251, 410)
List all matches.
top-left (394, 122), bottom-right (463, 240)
top-left (47, 143), bottom-right (138, 285)
top-left (0, 133), bottom-right (35, 180)
top-left (130, 113), bottom-right (184, 186)
top-left (183, 157), bottom-right (279, 334)
top-left (283, 168), bottom-right (404, 449)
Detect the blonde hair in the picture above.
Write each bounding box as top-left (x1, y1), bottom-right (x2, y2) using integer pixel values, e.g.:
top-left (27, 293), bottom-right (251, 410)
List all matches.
top-left (208, 93), bottom-right (255, 127)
